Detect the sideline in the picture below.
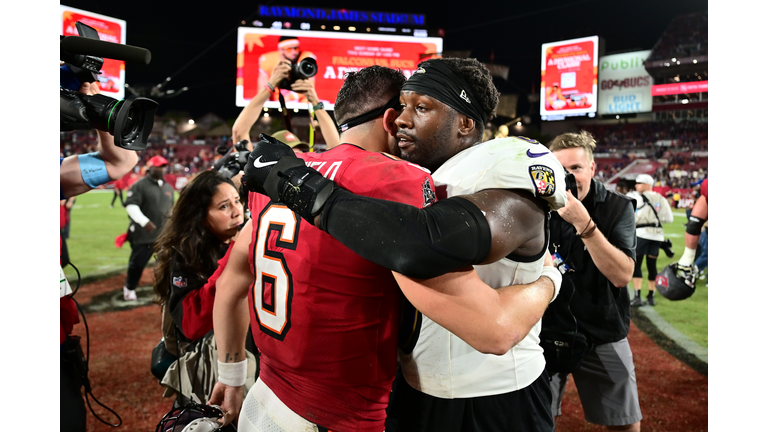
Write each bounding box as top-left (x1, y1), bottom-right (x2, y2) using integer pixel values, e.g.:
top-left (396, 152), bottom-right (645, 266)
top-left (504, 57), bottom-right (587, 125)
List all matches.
top-left (634, 302), bottom-right (708, 364)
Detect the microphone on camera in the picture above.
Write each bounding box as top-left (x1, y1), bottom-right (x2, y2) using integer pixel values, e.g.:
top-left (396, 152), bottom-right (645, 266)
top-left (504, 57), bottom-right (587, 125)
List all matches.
top-left (60, 36), bottom-right (152, 65)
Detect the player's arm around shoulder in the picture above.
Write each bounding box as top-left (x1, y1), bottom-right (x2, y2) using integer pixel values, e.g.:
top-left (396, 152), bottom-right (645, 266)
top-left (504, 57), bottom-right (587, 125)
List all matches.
top-left (458, 188), bottom-right (547, 264)
top-left (393, 260), bottom-right (557, 355)
top-left (351, 154), bottom-right (436, 208)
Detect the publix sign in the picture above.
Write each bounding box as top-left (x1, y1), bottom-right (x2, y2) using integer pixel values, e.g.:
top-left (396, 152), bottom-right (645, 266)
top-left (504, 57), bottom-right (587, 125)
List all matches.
top-left (597, 50), bottom-right (653, 115)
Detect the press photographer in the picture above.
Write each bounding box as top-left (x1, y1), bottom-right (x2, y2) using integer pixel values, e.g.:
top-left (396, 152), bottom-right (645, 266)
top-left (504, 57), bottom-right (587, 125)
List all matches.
top-left (60, 22), bottom-right (157, 432)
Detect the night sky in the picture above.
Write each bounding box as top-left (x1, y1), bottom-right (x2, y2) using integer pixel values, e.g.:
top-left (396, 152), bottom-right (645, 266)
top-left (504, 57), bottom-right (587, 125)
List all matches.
top-left (60, 0), bottom-right (708, 121)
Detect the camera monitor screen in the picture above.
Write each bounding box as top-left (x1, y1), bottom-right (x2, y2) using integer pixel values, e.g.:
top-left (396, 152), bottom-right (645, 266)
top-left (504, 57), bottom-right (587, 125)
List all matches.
top-left (60, 5), bottom-right (127, 100)
top-left (236, 27), bottom-right (443, 110)
top-left (540, 35), bottom-right (599, 121)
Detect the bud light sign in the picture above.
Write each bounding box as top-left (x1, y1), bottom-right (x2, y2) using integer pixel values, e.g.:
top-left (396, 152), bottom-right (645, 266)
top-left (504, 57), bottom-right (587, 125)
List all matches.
top-left (597, 50), bottom-right (653, 115)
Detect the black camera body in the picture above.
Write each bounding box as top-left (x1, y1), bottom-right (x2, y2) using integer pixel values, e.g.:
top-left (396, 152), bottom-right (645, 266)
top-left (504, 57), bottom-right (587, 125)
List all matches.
top-left (216, 140), bottom-right (251, 179)
top-left (278, 57), bottom-right (318, 89)
top-left (60, 22), bottom-right (158, 151)
top-left (564, 171), bottom-right (578, 197)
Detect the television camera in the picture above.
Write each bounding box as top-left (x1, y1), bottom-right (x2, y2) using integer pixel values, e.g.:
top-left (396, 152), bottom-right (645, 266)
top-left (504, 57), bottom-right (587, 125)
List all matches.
top-left (60, 22), bottom-right (158, 150)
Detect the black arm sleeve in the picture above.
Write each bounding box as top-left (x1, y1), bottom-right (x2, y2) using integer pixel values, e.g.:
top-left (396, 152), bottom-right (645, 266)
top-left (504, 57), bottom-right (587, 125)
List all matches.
top-left (318, 189), bottom-right (492, 279)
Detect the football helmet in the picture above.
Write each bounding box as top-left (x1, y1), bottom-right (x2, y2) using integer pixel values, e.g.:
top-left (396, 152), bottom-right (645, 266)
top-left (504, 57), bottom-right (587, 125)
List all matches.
top-left (655, 263), bottom-right (696, 301)
top-left (156, 403), bottom-right (235, 432)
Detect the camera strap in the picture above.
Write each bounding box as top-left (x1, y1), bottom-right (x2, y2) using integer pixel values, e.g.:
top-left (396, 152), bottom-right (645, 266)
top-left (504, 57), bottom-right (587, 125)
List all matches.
top-left (635, 193), bottom-right (662, 229)
top-left (278, 91), bottom-right (294, 135)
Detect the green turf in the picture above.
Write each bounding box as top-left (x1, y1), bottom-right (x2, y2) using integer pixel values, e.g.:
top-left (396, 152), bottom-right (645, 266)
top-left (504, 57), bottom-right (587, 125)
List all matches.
top-left (62, 189), bottom-right (160, 284)
top-left (629, 209), bottom-right (708, 348)
top-left (62, 190), bottom-right (708, 349)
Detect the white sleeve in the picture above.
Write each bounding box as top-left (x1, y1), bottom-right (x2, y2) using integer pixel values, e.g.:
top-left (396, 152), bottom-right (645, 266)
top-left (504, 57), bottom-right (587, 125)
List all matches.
top-left (660, 197), bottom-right (675, 224)
top-left (125, 204), bottom-right (150, 227)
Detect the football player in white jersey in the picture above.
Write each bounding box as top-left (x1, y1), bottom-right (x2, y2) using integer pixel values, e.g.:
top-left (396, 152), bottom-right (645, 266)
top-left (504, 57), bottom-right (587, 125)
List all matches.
top-left (242, 58), bottom-right (569, 432)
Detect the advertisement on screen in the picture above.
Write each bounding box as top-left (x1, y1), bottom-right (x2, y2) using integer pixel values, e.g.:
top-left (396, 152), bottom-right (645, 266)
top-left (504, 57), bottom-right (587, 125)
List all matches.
top-left (651, 81), bottom-right (708, 96)
top-left (597, 50), bottom-right (653, 115)
top-left (236, 28), bottom-right (443, 109)
top-left (61, 5), bottom-right (126, 100)
top-left (540, 36), bottom-right (599, 120)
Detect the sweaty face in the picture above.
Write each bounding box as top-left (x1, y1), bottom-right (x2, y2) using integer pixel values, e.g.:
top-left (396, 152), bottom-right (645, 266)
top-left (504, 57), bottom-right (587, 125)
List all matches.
top-left (394, 91), bottom-right (460, 172)
top-left (553, 147), bottom-right (595, 201)
top-left (205, 183), bottom-right (244, 242)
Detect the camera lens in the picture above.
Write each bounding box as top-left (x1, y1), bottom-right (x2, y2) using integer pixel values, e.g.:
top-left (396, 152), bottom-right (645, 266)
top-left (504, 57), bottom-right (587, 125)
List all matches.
top-left (297, 58), bottom-right (318, 79)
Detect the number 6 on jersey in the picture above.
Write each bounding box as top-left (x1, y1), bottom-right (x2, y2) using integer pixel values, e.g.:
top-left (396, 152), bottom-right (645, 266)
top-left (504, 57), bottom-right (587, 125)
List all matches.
top-left (253, 204), bottom-right (300, 340)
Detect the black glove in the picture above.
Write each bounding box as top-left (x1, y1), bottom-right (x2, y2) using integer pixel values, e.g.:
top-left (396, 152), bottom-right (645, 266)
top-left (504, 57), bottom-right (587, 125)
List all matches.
top-left (243, 133), bottom-right (336, 224)
top-left (242, 133), bottom-right (297, 196)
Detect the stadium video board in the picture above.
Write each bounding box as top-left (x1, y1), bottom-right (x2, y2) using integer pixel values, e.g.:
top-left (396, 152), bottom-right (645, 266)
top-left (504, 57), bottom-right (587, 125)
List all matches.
top-left (540, 36), bottom-right (599, 121)
top-left (597, 50), bottom-right (654, 115)
top-left (236, 28), bottom-right (443, 110)
top-left (60, 5), bottom-right (127, 100)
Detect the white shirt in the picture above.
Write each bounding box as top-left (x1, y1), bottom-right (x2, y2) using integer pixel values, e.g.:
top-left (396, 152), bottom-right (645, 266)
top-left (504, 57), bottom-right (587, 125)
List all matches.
top-left (399, 137), bottom-right (568, 398)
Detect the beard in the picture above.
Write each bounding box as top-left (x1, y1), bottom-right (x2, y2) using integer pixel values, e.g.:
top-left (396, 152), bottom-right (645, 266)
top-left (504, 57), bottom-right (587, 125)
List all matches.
top-left (398, 111), bottom-right (457, 173)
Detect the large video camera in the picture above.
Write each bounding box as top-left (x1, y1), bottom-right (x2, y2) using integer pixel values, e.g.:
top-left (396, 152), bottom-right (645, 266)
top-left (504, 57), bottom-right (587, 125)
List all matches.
top-left (60, 22), bottom-right (158, 151)
top-left (278, 58), bottom-right (318, 89)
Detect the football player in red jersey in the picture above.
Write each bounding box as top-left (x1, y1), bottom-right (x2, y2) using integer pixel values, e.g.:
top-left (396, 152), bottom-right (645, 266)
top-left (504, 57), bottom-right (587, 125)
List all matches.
top-left (209, 66), bottom-right (561, 432)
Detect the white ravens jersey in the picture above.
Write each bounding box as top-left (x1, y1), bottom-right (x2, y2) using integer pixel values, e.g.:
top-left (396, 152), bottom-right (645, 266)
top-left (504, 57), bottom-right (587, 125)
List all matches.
top-left (399, 136), bottom-right (568, 398)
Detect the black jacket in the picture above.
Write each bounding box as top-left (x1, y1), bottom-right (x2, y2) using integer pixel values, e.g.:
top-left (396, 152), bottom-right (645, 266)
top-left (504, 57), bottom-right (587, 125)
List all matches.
top-left (544, 179), bottom-right (637, 345)
top-left (125, 176), bottom-right (175, 245)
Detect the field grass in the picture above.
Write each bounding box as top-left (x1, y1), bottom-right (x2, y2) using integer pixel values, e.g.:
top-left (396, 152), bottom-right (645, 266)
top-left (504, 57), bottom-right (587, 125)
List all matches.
top-left (62, 190), bottom-right (707, 348)
top-left (630, 209), bottom-right (708, 348)
top-left (62, 189), bottom-right (175, 284)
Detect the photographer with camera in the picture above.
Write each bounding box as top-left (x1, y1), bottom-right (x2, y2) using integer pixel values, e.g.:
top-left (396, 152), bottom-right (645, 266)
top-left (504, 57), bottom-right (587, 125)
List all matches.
top-left (233, 60), bottom-right (339, 151)
top-left (257, 36), bottom-right (317, 105)
top-left (60, 23), bottom-right (158, 432)
top-left (543, 131), bottom-right (642, 431)
top-left (60, 80), bottom-right (141, 432)
top-left (627, 174), bottom-right (674, 307)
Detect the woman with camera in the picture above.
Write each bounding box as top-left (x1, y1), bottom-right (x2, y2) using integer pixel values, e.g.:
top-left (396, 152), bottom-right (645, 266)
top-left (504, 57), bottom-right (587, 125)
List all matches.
top-left (152, 170), bottom-right (257, 407)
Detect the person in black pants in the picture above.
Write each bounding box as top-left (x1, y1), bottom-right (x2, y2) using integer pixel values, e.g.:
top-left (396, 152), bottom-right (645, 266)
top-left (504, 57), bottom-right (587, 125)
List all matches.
top-left (122, 156), bottom-right (175, 301)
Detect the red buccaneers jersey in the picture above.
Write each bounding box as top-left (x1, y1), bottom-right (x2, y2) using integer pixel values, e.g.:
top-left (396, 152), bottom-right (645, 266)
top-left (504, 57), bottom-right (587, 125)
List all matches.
top-left (700, 178), bottom-right (708, 200)
top-left (247, 144), bottom-right (435, 432)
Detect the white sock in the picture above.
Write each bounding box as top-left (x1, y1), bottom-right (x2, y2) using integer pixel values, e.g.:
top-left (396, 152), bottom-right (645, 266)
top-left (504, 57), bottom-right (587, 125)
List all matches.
top-left (679, 247), bottom-right (696, 266)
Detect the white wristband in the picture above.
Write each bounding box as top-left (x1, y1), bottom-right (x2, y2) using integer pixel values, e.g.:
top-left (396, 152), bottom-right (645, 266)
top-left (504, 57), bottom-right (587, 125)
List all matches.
top-left (540, 266), bottom-right (563, 303)
top-left (217, 359), bottom-right (247, 387)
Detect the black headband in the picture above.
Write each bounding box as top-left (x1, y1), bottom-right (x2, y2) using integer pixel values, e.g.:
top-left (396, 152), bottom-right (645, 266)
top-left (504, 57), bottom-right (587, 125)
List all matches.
top-left (337, 94), bottom-right (401, 134)
top-left (401, 60), bottom-right (487, 125)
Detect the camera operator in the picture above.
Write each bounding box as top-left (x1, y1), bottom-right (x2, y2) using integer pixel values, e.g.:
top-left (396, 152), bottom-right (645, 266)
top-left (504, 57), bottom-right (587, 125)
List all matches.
top-left (60, 81), bottom-right (140, 199)
top-left (543, 131), bottom-right (642, 431)
top-left (60, 80), bottom-right (139, 432)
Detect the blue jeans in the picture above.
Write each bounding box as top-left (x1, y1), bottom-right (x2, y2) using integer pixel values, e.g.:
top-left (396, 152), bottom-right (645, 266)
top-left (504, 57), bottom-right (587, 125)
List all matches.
top-left (694, 229), bottom-right (708, 276)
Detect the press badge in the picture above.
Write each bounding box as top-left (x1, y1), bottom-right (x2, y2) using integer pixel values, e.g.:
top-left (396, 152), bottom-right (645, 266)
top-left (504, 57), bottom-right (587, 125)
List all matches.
top-left (551, 252), bottom-right (571, 275)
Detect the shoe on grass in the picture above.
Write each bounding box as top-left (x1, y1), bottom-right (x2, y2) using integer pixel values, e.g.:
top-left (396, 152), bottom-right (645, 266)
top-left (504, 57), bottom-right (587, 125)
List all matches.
top-left (630, 296), bottom-right (645, 307)
top-left (123, 287), bottom-right (137, 301)
top-left (646, 295), bottom-right (656, 306)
